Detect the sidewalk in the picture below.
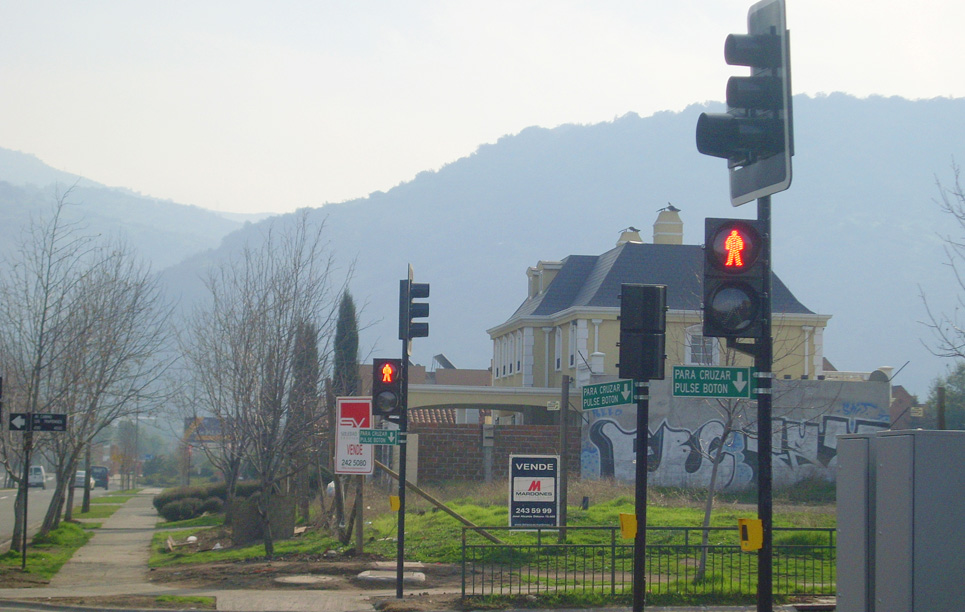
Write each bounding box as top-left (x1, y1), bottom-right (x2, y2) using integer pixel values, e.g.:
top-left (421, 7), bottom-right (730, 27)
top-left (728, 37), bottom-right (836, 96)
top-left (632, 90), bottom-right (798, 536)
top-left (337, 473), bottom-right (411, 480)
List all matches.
top-left (0, 489), bottom-right (388, 611)
top-left (0, 491), bottom-right (813, 611)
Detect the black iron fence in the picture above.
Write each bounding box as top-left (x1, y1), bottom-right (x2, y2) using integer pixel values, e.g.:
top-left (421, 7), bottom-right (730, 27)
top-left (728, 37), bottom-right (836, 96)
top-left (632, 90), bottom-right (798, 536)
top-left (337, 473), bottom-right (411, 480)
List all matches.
top-left (461, 525), bottom-right (835, 600)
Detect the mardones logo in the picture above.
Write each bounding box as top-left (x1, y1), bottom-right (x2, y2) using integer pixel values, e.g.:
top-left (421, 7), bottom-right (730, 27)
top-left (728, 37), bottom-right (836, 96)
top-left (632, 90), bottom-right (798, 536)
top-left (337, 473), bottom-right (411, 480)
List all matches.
top-left (527, 480), bottom-right (541, 492)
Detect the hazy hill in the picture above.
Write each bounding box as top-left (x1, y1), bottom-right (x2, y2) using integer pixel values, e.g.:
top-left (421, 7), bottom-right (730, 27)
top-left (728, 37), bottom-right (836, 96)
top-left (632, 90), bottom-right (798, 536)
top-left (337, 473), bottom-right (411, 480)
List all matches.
top-left (0, 148), bottom-right (252, 269)
top-left (159, 93), bottom-right (965, 398)
top-left (5, 94), bottom-right (962, 397)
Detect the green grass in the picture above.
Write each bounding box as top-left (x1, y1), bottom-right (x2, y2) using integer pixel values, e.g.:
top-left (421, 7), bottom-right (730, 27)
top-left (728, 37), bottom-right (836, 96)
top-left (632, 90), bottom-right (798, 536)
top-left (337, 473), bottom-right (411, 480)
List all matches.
top-left (149, 524), bottom-right (343, 567)
top-left (71, 504), bottom-right (121, 519)
top-left (89, 493), bottom-right (138, 504)
top-left (145, 479), bottom-right (836, 606)
top-left (0, 522), bottom-right (92, 579)
top-left (155, 595), bottom-right (216, 608)
top-left (157, 514), bottom-right (225, 529)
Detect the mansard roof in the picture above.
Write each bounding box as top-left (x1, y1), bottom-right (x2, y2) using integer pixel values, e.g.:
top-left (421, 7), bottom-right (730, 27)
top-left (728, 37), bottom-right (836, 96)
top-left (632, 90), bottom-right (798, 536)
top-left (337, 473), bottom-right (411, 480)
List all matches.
top-left (502, 241), bottom-right (812, 325)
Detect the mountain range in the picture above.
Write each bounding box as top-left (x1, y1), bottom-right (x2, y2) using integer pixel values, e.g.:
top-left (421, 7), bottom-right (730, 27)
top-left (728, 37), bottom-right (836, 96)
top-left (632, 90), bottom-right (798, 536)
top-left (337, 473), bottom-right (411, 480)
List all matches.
top-left (2, 92), bottom-right (963, 398)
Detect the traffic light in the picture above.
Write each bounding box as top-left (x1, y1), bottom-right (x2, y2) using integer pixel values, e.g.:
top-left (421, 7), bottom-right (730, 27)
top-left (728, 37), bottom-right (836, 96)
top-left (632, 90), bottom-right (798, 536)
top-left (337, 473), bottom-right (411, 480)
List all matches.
top-left (372, 358), bottom-right (403, 418)
top-left (695, 0), bottom-right (792, 206)
top-left (399, 279), bottom-right (429, 341)
top-left (703, 218), bottom-right (766, 339)
top-left (617, 284), bottom-right (666, 381)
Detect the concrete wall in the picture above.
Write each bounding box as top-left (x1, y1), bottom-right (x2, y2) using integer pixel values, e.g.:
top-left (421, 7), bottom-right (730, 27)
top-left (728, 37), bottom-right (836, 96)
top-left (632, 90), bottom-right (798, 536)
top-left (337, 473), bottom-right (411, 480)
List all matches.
top-left (581, 378), bottom-right (891, 490)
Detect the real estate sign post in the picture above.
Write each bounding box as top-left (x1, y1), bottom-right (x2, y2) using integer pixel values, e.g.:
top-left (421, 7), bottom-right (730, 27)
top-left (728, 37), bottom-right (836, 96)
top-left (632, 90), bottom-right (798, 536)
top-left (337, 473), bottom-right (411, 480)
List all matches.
top-left (334, 397), bottom-right (374, 475)
top-left (509, 454), bottom-right (559, 528)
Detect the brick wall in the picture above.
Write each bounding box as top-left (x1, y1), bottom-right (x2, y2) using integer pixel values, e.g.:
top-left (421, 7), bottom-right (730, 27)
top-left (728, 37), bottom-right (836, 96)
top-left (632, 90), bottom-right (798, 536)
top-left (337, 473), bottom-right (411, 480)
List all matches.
top-left (409, 423), bottom-right (581, 483)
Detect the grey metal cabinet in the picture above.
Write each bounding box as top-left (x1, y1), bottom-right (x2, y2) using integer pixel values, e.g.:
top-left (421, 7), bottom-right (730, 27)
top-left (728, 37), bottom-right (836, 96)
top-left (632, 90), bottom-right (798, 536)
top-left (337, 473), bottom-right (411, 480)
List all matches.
top-left (838, 430), bottom-right (965, 612)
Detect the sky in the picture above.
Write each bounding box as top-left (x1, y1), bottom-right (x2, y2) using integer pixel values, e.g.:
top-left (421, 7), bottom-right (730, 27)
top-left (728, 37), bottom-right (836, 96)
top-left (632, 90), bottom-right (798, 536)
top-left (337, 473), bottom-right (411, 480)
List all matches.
top-left (1, 1), bottom-right (963, 215)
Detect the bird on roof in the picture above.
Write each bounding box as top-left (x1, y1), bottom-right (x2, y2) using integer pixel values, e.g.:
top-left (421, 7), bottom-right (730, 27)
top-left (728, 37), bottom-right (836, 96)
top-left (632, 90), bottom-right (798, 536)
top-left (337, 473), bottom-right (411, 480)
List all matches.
top-left (657, 203), bottom-right (680, 212)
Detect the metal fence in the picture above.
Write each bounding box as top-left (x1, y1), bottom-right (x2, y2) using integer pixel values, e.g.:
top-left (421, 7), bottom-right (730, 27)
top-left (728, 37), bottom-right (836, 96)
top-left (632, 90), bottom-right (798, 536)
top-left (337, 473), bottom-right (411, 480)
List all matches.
top-left (461, 525), bottom-right (835, 600)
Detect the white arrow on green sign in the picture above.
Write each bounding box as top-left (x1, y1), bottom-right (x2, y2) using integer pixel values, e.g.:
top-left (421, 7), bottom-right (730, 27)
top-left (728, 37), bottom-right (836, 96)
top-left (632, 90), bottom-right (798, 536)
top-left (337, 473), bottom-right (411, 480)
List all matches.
top-left (358, 429), bottom-right (399, 445)
top-left (672, 366), bottom-right (753, 399)
top-left (582, 379), bottom-right (634, 411)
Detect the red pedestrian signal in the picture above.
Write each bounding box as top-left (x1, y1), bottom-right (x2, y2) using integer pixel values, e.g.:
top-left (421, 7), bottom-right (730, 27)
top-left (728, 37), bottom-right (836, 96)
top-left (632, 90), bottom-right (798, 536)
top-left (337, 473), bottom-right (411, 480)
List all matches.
top-left (372, 358), bottom-right (403, 419)
top-left (703, 219), bottom-right (766, 338)
top-left (380, 361), bottom-right (398, 384)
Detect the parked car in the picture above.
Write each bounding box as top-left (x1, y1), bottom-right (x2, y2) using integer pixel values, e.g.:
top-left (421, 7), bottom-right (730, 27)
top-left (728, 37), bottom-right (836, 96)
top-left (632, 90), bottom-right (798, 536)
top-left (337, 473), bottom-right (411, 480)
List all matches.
top-left (90, 465), bottom-right (109, 490)
top-left (28, 465), bottom-right (46, 489)
top-left (73, 470), bottom-right (93, 489)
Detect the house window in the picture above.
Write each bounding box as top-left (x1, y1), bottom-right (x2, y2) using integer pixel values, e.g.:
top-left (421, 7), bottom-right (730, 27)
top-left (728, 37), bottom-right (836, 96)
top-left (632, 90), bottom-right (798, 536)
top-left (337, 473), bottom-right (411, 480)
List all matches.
top-left (569, 323), bottom-right (577, 368)
top-left (555, 327), bottom-right (562, 371)
top-left (686, 325), bottom-right (719, 365)
top-left (516, 330), bottom-right (523, 372)
top-left (507, 334), bottom-right (516, 374)
top-left (503, 336), bottom-right (509, 376)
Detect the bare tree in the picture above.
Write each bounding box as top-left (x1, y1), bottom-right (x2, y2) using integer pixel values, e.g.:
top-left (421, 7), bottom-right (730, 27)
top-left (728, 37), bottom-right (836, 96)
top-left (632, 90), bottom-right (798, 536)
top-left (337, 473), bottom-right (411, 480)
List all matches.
top-left (923, 162), bottom-right (965, 358)
top-left (179, 211), bottom-right (345, 556)
top-left (0, 192), bottom-right (172, 543)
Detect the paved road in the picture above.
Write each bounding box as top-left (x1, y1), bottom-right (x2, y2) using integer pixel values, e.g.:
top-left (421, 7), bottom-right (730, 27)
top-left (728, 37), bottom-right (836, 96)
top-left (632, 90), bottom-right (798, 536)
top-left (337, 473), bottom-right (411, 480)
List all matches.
top-left (0, 478), bottom-right (111, 551)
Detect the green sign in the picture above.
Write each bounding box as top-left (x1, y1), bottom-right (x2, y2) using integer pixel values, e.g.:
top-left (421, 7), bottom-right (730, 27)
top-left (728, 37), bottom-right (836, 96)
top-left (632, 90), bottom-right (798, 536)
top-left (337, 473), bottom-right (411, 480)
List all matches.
top-left (358, 428), bottom-right (399, 445)
top-left (672, 366), bottom-right (753, 399)
top-left (582, 379), bottom-right (634, 411)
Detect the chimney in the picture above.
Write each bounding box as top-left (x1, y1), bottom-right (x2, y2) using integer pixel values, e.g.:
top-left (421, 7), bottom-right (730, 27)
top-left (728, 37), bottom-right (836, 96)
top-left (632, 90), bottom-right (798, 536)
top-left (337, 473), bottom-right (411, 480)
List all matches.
top-left (616, 227), bottom-right (643, 246)
top-left (653, 205), bottom-right (683, 245)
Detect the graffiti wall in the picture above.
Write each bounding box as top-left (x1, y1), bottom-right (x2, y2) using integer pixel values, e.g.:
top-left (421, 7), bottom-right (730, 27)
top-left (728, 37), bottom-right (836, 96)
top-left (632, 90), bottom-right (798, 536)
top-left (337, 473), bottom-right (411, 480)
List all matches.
top-left (581, 378), bottom-right (891, 489)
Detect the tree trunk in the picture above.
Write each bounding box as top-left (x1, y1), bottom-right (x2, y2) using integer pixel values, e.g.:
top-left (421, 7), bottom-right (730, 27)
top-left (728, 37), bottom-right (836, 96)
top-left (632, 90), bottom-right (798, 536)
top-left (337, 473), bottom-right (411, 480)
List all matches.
top-left (10, 487), bottom-right (25, 553)
top-left (82, 446), bottom-right (92, 514)
top-left (694, 420), bottom-right (733, 584)
top-left (258, 486), bottom-right (275, 558)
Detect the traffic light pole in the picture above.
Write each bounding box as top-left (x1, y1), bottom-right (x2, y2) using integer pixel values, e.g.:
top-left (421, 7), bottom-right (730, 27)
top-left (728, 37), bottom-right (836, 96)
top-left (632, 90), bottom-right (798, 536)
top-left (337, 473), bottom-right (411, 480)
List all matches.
top-left (756, 195), bottom-right (774, 612)
top-left (632, 380), bottom-right (649, 612)
top-left (396, 340), bottom-right (408, 599)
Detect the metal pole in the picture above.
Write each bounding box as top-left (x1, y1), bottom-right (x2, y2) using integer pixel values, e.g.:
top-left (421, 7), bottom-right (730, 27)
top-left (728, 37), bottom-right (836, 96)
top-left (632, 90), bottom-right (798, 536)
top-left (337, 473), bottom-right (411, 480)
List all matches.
top-left (757, 195), bottom-right (774, 612)
top-left (558, 375), bottom-right (569, 543)
top-left (21, 429), bottom-right (32, 570)
top-left (632, 380), bottom-right (649, 612)
top-left (396, 339), bottom-right (408, 599)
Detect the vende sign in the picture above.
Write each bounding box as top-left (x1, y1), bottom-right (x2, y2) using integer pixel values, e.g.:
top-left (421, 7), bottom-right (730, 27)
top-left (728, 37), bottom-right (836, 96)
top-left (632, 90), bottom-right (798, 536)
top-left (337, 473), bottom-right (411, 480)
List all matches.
top-left (334, 397), bottom-right (374, 475)
top-left (509, 454), bottom-right (559, 528)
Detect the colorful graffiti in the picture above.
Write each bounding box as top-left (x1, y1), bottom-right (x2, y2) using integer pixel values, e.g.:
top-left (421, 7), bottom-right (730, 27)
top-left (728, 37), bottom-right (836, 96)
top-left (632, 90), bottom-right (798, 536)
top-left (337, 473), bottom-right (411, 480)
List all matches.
top-left (582, 414), bottom-right (889, 489)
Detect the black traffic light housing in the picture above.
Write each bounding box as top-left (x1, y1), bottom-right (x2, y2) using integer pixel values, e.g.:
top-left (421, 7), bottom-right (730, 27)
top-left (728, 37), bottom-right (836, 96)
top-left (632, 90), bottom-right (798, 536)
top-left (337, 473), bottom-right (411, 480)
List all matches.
top-left (695, 0), bottom-right (792, 206)
top-left (617, 284), bottom-right (667, 380)
top-left (703, 218), bottom-right (766, 339)
top-left (372, 358), bottom-right (403, 419)
top-left (399, 279), bottom-right (429, 341)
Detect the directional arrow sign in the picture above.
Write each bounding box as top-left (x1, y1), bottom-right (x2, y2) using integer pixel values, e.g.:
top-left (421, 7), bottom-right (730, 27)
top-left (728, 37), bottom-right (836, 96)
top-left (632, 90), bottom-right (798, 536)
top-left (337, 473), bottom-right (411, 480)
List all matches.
top-left (358, 428), bottom-right (399, 446)
top-left (671, 366), bottom-right (754, 399)
top-left (9, 412), bottom-right (28, 431)
top-left (582, 379), bottom-right (634, 411)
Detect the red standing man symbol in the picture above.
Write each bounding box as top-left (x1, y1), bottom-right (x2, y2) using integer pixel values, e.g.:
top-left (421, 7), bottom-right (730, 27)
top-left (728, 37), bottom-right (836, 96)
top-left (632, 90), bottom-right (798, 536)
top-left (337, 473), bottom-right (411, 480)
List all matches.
top-left (724, 229), bottom-right (744, 267)
top-left (381, 362), bottom-right (395, 383)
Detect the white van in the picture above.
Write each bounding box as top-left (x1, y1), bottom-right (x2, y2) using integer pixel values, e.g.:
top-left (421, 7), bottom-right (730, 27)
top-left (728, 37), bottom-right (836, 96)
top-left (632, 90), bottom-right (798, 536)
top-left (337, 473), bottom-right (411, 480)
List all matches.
top-left (28, 465), bottom-right (46, 489)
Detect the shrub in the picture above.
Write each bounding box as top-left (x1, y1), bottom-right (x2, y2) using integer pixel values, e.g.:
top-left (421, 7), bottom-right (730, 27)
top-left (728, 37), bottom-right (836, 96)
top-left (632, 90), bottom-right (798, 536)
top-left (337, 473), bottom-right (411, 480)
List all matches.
top-left (159, 497), bottom-right (203, 522)
top-left (235, 480), bottom-right (261, 499)
top-left (200, 497), bottom-right (224, 515)
top-left (152, 485), bottom-right (206, 512)
top-left (153, 480), bottom-right (259, 517)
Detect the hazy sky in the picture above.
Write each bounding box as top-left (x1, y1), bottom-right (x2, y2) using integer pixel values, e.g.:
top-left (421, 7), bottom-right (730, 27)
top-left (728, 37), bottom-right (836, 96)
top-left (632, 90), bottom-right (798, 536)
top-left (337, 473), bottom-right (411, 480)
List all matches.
top-left (1, 1), bottom-right (961, 215)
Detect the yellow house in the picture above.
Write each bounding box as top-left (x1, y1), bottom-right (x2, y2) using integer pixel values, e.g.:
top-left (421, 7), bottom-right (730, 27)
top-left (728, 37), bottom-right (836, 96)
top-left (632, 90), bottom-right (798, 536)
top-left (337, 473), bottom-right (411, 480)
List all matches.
top-left (486, 208), bottom-right (831, 390)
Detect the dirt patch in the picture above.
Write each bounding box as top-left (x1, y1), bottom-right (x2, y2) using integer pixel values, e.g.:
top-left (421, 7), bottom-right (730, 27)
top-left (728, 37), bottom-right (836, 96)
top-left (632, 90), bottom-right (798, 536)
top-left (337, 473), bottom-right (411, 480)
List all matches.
top-left (0, 567), bottom-right (48, 588)
top-left (7, 595), bottom-right (217, 610)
